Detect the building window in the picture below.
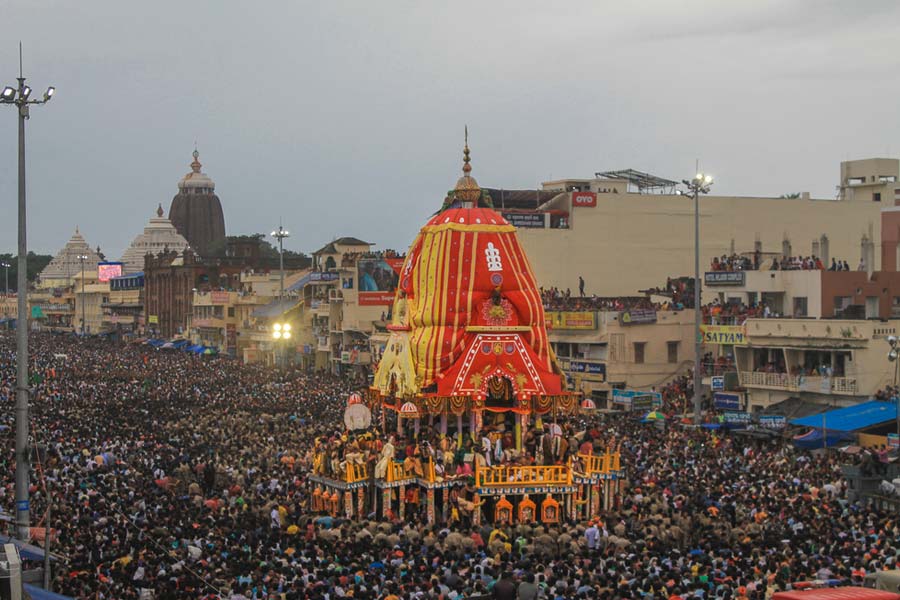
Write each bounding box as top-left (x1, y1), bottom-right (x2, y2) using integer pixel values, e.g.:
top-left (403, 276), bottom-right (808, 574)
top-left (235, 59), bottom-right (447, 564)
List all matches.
top-left (892, 297), bottom-right (900, 318)
top-left (634, 342), bottom-right (646, 364)
top-left (874, 192), bottom-right (882, 202)
top-left (667, 341), bottom-right (678, 364)
top-left (793, 297), bottom-right (808, 317)
top-left (834, 296), bottom-right (852, 316)
top-left (227, 307), bottom-right (235, 318)
top-left (866, 296), bottom-right (879, 319)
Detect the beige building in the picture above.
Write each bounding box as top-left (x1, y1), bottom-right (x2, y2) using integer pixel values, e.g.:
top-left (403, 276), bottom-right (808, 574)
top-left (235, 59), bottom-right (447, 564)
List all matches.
top-left (510, 158), bottom-right (898, 298)
top-left (736, 318), bottom-right (896, 411)
top-left (73, 270), bottom-right (108, 334)
top-left (549, 308), bottom-right (695, 403)
top-left (291, 237), bottom-right (393, 376)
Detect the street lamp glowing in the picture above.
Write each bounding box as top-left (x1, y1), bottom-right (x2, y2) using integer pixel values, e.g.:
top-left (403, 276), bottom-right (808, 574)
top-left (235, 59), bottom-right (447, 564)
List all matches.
top-left (283, 331), bottom-right (291, 339)
top-left (20, 86), bottom-right (31, 100)
top-left (283, 323), bottom-right (291, 332)
top-left (43, 86), bottom-right (54, 101)
top-left (704, 174), bottom-right (713, 184)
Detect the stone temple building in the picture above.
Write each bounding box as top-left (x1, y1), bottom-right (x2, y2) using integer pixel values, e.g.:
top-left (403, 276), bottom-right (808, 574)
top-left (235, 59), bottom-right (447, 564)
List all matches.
top-left (168, 149), bottom-right (226, 258)
top-left (38, 227), bottom-right (102, 289)
top-left (118, 204), bottom-right (191, 274)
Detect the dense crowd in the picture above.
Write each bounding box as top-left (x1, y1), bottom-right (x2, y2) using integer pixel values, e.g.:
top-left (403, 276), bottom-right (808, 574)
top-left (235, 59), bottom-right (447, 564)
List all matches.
top-left (0, 332), bottom-right (897, 599)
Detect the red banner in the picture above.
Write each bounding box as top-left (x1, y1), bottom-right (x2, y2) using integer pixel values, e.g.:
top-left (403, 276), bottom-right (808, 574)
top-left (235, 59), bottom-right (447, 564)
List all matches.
top-left (572, 191), bottom-right (597, 207)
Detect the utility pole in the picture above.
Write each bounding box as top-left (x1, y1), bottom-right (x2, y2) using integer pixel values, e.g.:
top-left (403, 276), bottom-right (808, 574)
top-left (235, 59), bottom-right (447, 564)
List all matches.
top-left (1, 45), bottom-right (55, 540)
top-left (682, 172), bottom-right (714, 424)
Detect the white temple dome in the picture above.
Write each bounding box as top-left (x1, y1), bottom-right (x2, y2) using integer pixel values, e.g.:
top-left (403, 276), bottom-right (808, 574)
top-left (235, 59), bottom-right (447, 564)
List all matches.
top-left (177, 149), bottom-right (216, 192)
top-left (119, 204), bottom-right (192, 273)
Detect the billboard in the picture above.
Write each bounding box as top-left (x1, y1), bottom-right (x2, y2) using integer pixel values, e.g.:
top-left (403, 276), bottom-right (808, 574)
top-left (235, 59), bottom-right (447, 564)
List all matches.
top-left (700, 325), bottom-right (747, 345)
top-left (358, 258), bottom-right (403, 306)
top-left (759, 415), bottom-right (787, 430)
top-left (571, 191), bottom-right (597, 207)
top-left (97, 262), bottom-right (123, 282)
top-left (612, 389), bottom-right (662, 411)
top-left (545, 311), bottom-right (597, 330)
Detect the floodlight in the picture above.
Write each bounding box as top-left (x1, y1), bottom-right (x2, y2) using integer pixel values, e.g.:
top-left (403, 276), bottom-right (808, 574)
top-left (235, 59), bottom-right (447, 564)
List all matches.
top-left (20, 86), bottom-right (31, 100)
top-left (0, 86), bottom-right (14, 101)
top-left (43, 86), bottom-right (54, 101)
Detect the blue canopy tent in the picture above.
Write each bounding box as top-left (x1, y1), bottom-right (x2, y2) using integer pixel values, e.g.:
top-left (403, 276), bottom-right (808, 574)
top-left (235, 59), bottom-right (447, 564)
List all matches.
top-left (171, 339), bottom-right (190, 349)
top-left (147, 339), bottom-right (165, 348)
top-left (791, 400), bottom-right (897, 432)
top-left (790, 400), bottom-right (897, 449)
top-left (190, 345), bottom-right (207, 354)
top-left (23, 584), bottom-right (75, 600)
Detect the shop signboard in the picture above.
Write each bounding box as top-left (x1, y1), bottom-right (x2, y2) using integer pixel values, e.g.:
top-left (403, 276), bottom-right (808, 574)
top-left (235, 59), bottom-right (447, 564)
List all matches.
top-left (723, 411), bottom-right (751, 427)
top-left (704, 272), bottom-right (745, 286)
top-left (700, 325), bottom-right (747, 345)
top-left (759, 415), bottom-right (787, 430)
top-left (546, 311), bottom-right (597, 330)
top-left (619, 309), bottom-right (657, 325)
top-left (502, 212), bottom-right (545, 228)
top-left (571, 191), bottom-right (597, 207)
top-left (713, 392), bottom-right (741, 410)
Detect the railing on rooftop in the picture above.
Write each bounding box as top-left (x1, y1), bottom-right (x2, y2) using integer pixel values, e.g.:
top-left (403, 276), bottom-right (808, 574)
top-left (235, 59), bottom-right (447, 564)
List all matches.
top-left (740, 371), bottom-right (858, 394)
top-left (475, 464), bottom-right (571, 488)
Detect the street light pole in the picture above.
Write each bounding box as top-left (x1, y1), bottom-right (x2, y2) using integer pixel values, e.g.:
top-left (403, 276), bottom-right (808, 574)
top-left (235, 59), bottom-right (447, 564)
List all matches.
top-left (682, 172), bottom-right (714, 425)
top-left (78, 254), bottom-right (88, 335)
top-left (271, 225), bottom-right (290, 367)
top-left (1, 261), bottom-right (9, 296)
top-left (1, 45), bottom-right (55, 541)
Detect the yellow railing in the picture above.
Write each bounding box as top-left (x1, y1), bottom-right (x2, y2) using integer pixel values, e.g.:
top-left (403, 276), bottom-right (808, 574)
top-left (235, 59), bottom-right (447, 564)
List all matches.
top-left (577, 451), bottom-right (621, 476)
top-left (476, 464), bottom-right (571, 488)
top-left (345, 463), bottom-right (368, 484)
top-left (385, 461), bottom-right (409, 483)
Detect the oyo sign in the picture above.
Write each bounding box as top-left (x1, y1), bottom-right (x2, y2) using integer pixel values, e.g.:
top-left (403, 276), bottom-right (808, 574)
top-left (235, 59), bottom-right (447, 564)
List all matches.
top-left (572, 191), bottom-right (597, 207)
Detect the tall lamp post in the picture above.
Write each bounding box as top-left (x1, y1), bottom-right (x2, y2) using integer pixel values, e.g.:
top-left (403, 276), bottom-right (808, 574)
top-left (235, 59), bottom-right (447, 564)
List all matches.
top-left (271, 225), bottom-right (290, 303)
top-left (682, 172), bottom-right (713, 424)
top-left (1, 46), bottom-right (55, 541)
top-left (271, 226), bottom-right (290, 367)
top-left (1, 261), bottom-right (9, 296)
top-left (887, 335), bottom-right (900, 439)
top-left (77, 254), bottom-right (89, 335)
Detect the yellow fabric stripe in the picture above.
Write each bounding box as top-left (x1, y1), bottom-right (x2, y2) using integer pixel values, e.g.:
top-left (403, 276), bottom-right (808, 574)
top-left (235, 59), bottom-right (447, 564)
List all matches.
top-left (420, 222), bottom-right (515, 235)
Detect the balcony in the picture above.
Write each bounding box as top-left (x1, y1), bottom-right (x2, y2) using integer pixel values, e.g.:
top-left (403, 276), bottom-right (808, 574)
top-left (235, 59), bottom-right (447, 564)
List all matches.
top-left (740, 371), bottom-right (859, 395)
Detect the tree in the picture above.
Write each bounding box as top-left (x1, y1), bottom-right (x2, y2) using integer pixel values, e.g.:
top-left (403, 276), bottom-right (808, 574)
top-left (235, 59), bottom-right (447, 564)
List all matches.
top-left (0, 252), bottom-right (53, 292)
top-left (779, 193), bottom-right (801, 199)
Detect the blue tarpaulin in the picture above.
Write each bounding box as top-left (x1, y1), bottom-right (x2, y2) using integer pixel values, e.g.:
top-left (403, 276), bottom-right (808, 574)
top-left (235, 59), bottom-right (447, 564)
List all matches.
top-left (0, 534), bottom-right (55, 562)
top-left (791, 400), bottom-right (897, 432)
top-left (793, 427), bottom-right (854, 449)
top-left (191, 345), bottom-right (207, 354)
top-left (23, 584), bottom-right (75, 600)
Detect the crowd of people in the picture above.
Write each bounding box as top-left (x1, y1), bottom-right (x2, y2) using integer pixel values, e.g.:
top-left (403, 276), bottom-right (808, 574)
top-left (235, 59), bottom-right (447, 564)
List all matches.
top-left (710, 253), bottom-right (858, 272)
top-left (0, 332), bottom-right (897, 599)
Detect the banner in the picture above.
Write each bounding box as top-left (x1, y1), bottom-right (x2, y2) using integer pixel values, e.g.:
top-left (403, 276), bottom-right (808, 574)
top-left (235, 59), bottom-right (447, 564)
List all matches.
top-left (700, 325), bottom-right (747, 345)
top-left (546, 311), bottom-right (597, 330)
top-left (358, 258), bottom-right (403, 306)
top-left (759, 415), bottom-right (787, 430)
top-left (502, 212), bottom-right (545, 229)
top-left (619, 309), bottom-right (657, 325)
top-left (571, 191), bottom-right (597, 207)
top-left (211, 291), bottom-right (230, 305)
top-left (148, 315), bottom-right (159, 324)
top-left (713, 392), bottom-right (741, 411)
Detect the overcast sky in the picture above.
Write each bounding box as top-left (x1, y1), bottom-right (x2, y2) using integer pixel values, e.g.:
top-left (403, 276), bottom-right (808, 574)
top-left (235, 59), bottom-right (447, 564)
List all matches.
top-left (1, 0), bottom-right (899, 258)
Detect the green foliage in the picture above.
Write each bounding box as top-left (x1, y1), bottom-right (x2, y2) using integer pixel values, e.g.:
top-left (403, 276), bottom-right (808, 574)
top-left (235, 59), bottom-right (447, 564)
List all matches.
top-left (779, 192), bottom-right (801, 199)
top-left (0, 252), bottom-right (53, 291)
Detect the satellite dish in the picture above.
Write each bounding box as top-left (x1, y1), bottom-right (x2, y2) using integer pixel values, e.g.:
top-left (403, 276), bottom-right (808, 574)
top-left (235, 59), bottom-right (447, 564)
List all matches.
top-left (344, 404), bottom-right (372, 431)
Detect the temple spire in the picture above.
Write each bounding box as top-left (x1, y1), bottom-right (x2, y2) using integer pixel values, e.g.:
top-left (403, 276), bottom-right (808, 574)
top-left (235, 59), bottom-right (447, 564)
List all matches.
top-left (453, 126), bottom-right (481, 206)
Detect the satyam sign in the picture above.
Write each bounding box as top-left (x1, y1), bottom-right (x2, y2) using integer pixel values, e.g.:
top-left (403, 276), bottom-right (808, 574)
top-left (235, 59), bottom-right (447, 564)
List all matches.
top-left (700, 325), bottom-right (747, 345)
